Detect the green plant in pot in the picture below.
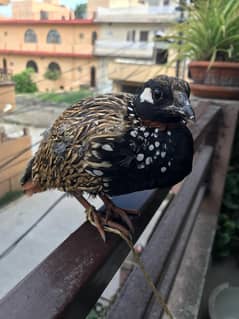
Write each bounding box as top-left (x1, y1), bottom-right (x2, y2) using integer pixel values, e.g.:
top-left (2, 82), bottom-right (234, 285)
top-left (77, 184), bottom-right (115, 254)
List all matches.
top-left (167, 0), bottom-right (239, 100)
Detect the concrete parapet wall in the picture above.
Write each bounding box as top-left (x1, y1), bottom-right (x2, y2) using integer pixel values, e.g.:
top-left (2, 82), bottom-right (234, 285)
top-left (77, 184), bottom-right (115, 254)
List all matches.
top-left (0, 128), bottom-right (31, 197)
top-left (0, 81), bottom-right (16, 113)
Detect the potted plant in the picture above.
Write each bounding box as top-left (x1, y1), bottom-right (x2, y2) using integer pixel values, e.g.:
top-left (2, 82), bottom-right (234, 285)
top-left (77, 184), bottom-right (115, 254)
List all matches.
top-left (167, 0), bottom-right (239, 99)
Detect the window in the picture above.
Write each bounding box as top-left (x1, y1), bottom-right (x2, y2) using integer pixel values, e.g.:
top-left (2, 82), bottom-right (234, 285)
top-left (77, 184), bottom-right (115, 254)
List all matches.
top-left (126, 30), bottom-right (136, 42)
top-left (163, 0), bottom-right (170, 5)
top-left (40, 10), bottom-right (48, 20)
top-left (92, 31), bottom-right (97, 45)
top-left (2, 58), bottom-right (7, 74)
top-left (48, 62), bottom-right (61, 72)
top-left (26, 60), bottom-right (38, 73)
top-left (155, 49), bottom-right (168, 64)
top-left (24, 29), bottom-right (37, 43)
top-left (90, 66), bottom-right (96, 87)
top-left (139, 31), bottom-right (149, 42)
top-left (79, 33), bottom-right (84, 39)
top-left (47, 30), bottom-right (61, 44)
top-left (45, 62), bottom-right (61, 80)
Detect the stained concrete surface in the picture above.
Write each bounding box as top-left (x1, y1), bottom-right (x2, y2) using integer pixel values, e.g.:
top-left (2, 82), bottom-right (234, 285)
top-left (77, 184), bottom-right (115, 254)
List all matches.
top-left (0, 190), bottom-right (103, 300)
top-left (198, 257), bottom-right (239, 319)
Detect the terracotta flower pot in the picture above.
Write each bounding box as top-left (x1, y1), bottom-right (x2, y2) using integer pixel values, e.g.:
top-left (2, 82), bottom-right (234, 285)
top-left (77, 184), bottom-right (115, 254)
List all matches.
top-left (188, 61), bottom-right (239, 100)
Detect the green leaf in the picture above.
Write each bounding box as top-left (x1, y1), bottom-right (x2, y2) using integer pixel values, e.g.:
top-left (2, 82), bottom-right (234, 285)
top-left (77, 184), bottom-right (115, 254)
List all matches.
top-left (166, 0), bottom-right (239, 62)
top-left (215, 232), bottom-right (231, 247)
top-left (12, 69), bottom-right (38, 93)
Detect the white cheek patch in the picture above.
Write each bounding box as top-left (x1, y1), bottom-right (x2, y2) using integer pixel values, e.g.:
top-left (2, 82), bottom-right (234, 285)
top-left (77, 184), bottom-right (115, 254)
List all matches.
top-left (140, 87), bottom-right (154, 104)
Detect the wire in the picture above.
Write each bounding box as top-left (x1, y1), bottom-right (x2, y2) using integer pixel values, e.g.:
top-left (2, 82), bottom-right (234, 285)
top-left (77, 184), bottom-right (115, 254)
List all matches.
top-left (0, 61), bottom-right (160, 173)
top-left (0, 42), bottom-right (137, 99)
top-left (0, 58), bottom-right (152, 119)
top-left (0, 45), bottom-right (141, 119)
top-left (0, 64), bottom-right (85, 98)
top-left (0, 159), bottom-right (30, 185)
top-left (0, 42), bottom-right (163, 173)
top-left (0, 193), bottom-right (66, 260)
top-left (0, 140), bottom-right (41, 172)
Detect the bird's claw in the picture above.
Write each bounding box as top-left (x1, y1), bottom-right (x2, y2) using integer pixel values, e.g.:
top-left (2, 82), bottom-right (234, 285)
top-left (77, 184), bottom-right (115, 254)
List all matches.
top-left (86, 206), bottom-right (133, 242)
top-left (86, 206), bottom-right (106, 242)
top-left (104, 221), bottom-right (133, 241)
top-left (105, 205), bottom-right (135, 233)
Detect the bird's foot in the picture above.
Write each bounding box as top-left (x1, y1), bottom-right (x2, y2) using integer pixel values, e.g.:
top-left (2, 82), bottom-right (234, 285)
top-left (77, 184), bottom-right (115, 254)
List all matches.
top-left (86, 206), bottom-right (132, 242)
top-left (72, 190), bottom-right (137, 242)
top-left (86, 206), bottom-right (106, 242)
top-left (100, 193), bottom-right (141, 235)
top-left (105, 203), bottom-right (135, 233)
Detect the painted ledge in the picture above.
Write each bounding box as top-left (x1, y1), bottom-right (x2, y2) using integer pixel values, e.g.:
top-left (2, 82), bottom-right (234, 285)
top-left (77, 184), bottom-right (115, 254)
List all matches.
top-left (0, 19), bottom-right (95, 25)
top-left (0, 49), bottom-right (93, 59)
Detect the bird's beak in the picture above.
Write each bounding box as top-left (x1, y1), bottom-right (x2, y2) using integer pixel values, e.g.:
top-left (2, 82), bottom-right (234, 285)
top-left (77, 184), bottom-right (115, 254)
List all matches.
top-left (173, 91), bottom-right (196, 122)
top-left (182, 100), bottom-right (196, 122)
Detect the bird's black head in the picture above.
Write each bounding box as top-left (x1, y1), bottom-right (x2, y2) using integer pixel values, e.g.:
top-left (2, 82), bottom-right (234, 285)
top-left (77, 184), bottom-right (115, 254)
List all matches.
top-left (134, 75), bottom-right (195, 123)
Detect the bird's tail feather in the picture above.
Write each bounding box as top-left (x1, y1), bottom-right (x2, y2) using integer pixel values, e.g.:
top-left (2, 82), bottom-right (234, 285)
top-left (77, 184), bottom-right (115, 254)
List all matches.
top-left (22, 180), bottom-right (41, 196)
top-left (20, 157), bottom-right (41, 196)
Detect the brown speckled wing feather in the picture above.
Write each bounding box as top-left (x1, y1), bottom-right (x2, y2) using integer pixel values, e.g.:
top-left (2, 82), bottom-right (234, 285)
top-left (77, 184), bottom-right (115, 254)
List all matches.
top-left (32, 93), bottom-right (134, 194)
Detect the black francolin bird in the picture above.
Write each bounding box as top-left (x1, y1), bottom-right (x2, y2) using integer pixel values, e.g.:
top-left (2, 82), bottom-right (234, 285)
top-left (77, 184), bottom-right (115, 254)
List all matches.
top-left (21, 75), bottom-right (195, 241)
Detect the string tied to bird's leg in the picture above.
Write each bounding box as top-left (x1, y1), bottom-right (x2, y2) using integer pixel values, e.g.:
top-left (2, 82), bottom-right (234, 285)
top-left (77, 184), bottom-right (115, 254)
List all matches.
top-left (86, 206), bottom-right (95, 224)
top-left (86, 207), bottom-right (175, 319)
top-left (104, 227), bottom-right (176, 319)
top-left (86, 206), bottom-right (107, 242)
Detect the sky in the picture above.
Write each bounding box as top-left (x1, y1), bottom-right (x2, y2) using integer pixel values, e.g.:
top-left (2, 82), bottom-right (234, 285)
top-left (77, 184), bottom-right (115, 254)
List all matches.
top-left (0, 0), bottom-right (87, 17)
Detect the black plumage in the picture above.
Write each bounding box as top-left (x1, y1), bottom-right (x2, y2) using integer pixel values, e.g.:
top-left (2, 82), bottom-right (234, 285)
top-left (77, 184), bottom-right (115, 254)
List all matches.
top-left (21, 75), bottom-right (195, 240)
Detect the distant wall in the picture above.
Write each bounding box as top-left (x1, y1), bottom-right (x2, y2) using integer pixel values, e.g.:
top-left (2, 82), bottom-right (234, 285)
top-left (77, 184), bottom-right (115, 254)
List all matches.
top-left (0, 128), bottom-right (32, 198)
top-left (0, 82), bottom-right (16, 112)
top-left (12, 0), bottom-right (74, 20)
top-left (0, 22), bottom-right (99, 92)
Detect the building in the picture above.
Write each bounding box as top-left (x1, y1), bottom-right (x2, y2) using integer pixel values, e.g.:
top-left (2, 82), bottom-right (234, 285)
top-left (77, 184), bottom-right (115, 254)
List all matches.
top-left (91, 0), bottom-right (181, 93)
top-left (12, 0), bottom-right (74, 20)
top-left (87, 0), bottom-right (143, 19)
top-left (0, 0), bottom-right (15, 112)
top-left (0, 0), bottom-right (188, 94)
top-left (0, 19), bottom-right (99, 91)
top-left (0, 0), bottom-right (9, 5)
top-left (0, 0), bottom-right (10, 18)
top-left (0, 127), bottom-right (31, 198)
top-left (0, 68), bottom-right (15, 112)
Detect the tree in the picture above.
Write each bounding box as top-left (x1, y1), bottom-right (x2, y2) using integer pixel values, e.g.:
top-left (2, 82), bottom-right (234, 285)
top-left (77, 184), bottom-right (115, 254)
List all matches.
top-left (74, 3), bottom-right (87, 19)
top-left (12, 68), bottom-right (38, 93)
top-left (44, 69), bottom-right (61, 81)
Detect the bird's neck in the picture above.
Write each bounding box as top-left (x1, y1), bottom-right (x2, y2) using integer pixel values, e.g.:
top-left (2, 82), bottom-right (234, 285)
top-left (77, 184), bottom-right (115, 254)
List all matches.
top-left (141, 119), bottom-right (184, 131)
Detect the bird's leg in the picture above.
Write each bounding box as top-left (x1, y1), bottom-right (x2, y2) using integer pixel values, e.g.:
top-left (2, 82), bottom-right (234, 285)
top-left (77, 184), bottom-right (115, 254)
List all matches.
top-left (99, 193), bottom-right (141, 234)
top-left (71, 191), bottom-right (132, 242)
top-left (71, 191), bottom-right (106, 241)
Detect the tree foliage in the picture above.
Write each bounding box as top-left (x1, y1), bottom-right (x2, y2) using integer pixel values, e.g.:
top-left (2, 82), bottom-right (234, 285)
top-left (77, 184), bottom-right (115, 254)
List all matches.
top-left (74, 3), bottom-right (87, 19)
top-left (213, 121), bottom-right (239, 262)
top-left (165, 0), bottom-right (239, 62)
top-left (12, 68), bottom-right (38, 93)
top-left (44, 69), bottom-right (61, 81)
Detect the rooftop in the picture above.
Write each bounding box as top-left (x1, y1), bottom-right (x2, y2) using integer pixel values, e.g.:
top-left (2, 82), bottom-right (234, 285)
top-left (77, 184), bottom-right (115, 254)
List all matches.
top-left (94, 6), bottom-right (181, 23)
top-left (0, 18), bottom-right (95, 25)
top-left (0, 49), bottom-right (93, 58)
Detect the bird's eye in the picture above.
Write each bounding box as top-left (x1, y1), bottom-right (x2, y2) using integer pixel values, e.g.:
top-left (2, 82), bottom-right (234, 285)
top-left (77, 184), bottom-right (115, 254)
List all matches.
top-left (153, 88), bottom-right (163, 101)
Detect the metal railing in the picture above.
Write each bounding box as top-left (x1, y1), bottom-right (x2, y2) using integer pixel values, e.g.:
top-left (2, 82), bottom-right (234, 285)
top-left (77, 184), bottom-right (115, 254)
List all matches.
top-left (0, 101), bottom-right (237, 319)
